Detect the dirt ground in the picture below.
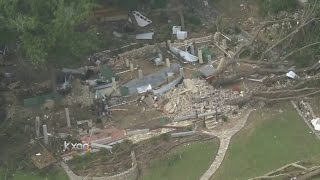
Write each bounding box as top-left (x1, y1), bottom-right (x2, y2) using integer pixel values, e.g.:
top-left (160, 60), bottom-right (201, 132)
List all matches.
top-left (111, 104), bottom-right (163, 129)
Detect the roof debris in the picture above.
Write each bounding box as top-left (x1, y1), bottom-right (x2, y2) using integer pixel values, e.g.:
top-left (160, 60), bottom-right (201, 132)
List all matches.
top-left (136, 32), bottom-right (154, 40)
top-left (132, 11), bottom-right (152, 27)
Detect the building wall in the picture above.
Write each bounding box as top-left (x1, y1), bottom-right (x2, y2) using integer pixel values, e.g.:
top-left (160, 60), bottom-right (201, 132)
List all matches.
top-left (61, 151), bottom-right (139, 180)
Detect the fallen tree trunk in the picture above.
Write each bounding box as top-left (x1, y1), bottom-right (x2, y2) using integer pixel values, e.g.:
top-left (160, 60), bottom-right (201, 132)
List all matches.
top-left (297, 167), bottom-right (320, 180)
top-left (213, 61), bottom-right (320, 86)
top-left (254, 89), bottom-right (320, 102)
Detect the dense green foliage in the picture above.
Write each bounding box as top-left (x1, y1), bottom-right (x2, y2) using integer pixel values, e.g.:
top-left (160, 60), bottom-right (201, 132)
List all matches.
top-left (0, 0), bottom-right (99, 65)
top-left (257, 0), bottom-right (298, 15)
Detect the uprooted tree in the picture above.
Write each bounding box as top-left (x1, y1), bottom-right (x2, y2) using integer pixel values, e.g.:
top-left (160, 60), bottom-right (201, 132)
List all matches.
top-left (211, 1), bottom-right (320, 104)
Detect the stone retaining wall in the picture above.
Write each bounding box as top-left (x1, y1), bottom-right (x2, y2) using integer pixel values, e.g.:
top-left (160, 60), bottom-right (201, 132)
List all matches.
top-left (61, 151), bottom-right (139, 180)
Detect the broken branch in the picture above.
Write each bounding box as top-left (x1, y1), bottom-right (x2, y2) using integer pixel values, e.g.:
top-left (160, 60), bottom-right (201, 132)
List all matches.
top-left (281, 41), bottom-right (320, 60)
top-left (259, 18), bottom-right (319, 61)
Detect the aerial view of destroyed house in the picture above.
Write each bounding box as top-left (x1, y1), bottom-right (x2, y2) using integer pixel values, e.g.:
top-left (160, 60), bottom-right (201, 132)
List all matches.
top-left (1, 0), bottom-right (320, 180)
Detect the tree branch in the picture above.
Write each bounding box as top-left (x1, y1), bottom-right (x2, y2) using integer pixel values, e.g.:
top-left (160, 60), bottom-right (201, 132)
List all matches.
top-left (281, 41), bottom-right (320, 60)
top-left (259, 18), bottom-right (319, 61)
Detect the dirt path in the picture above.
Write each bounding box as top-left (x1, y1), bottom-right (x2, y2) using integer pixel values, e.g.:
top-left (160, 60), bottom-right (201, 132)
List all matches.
top-left (200, 109), bottom-right (254, 180)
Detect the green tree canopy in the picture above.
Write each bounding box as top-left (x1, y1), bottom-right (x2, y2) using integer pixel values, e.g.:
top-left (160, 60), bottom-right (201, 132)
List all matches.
top-left (0, 0), bottom-right (99, 65)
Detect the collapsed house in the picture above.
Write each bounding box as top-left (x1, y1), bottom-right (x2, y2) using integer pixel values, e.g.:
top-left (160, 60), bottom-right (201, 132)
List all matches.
top-left (120, 63), bottom-right (181, 95)
top-left (163, 78), bottom-right (239, 119)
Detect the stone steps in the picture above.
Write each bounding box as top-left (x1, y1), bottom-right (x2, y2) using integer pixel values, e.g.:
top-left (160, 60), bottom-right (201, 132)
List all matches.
top-left (205, 119), bottom-right (217, 130)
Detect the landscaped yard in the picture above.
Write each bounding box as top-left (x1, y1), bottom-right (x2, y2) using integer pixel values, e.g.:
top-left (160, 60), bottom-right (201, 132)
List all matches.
top-left (141, 139), bottom-right (219, 180)
top-left (212, 101), bottom-right (320, 180)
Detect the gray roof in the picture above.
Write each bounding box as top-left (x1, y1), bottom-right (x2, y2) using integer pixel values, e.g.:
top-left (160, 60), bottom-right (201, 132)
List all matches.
top-left (122, 63), bottom-right (181, 95)
top-left (199, 65), bottom-right (216, 77)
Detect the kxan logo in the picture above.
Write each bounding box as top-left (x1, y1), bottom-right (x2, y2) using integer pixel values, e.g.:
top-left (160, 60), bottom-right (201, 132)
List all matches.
top-left (63, 141), bottom-right (90, 152)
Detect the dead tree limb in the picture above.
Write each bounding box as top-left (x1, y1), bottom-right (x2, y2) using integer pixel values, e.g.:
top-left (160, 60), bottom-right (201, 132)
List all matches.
top-left (214, 61), bottom-right (320, 86)
top-left (259, 18), bottom-right (319, 61)
top-left (211, 18), bottom-right (293, 78)
top-left (290, 75), bottom-right (320, 89)
top-left (281, 41), bottom-right (320, 60)
top-left (254, 89), bottom-right (320, 102)
top-left (254, 88), bottom-right (318, 96)
top-left (238, 59), bottom-right (288, 66)
top-left (248, 173), bottom-right (291, 180)
top-left (297, 167), bottom-right (320, 180)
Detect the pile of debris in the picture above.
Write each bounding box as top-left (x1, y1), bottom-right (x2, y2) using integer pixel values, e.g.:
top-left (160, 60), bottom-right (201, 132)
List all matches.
top-left (162, 78), bottom-right (239, 118)
top-left (63, 79), bottom-right (93, 107)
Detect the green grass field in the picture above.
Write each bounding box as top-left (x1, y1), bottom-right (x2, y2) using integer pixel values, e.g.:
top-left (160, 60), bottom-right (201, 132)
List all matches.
top-left (212, 102), bottom-right (320, 180)
top-left (309, 95), bottom-right (320, 117)
top-left (141, 139), bottom-right (219, 180)
top-left (0, 166), bottom-right (69, 180)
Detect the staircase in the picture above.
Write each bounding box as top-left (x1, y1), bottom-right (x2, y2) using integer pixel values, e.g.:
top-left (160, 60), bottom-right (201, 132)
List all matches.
top-left (205, 117), bottom-right (217, 130)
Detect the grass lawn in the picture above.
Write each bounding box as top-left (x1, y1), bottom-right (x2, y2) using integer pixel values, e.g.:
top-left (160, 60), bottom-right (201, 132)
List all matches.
top-left (0, 166), bottom-right (69, 180)
top-left (308, 95), bottom-right (320, 117)
top-left (141, 139), bottom-right (219, 180)
top-left (212, 101), bottom-right (320, 180)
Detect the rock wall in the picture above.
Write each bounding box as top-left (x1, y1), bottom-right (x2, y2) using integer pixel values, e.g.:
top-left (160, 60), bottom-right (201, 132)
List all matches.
top-left (61, 151), bottom-right (139, 180)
